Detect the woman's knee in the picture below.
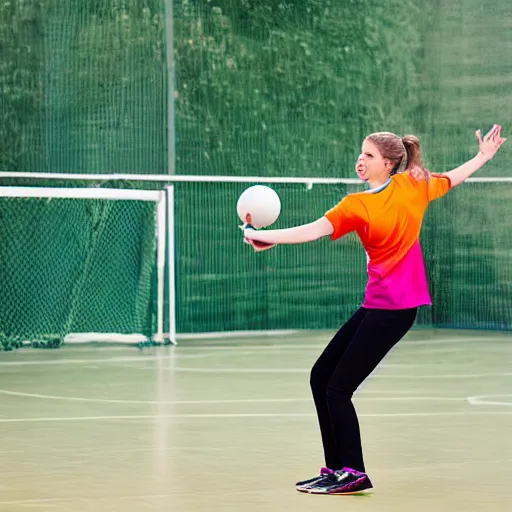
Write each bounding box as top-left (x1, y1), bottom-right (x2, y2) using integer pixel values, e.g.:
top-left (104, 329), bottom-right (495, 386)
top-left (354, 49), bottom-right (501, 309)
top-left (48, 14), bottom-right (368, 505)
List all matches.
top-left (310, 361), bottom-right (329, 395)
top-left (326, 376), bottom-right (356, 400)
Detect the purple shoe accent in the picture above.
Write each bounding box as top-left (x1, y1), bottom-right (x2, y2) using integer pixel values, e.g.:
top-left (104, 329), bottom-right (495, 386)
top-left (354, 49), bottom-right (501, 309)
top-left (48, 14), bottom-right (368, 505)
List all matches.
top-left (320, 467), bottom-right (335, 475)
top-left (341, 467), bottom-right (366, 477)
top-left (337, 474), bottom-right (368, 493)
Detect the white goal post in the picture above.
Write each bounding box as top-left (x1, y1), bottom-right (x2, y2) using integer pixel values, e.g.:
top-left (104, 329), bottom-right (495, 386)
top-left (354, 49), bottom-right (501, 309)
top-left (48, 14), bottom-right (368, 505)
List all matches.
top-left (0, 186), bottom-right (171, 346)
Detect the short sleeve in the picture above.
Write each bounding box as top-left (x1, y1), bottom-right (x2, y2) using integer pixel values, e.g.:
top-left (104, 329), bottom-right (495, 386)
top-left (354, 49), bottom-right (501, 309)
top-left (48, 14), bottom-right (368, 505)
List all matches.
top-left (324, 195), bottom-right (368, 241)
top-left (426, 174), bottom-right (452, 202)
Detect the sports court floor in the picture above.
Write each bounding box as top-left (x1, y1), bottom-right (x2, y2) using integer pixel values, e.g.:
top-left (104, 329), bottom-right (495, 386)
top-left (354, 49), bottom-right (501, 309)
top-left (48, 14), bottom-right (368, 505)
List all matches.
top-left (1, 328), bottom-right (511, 511)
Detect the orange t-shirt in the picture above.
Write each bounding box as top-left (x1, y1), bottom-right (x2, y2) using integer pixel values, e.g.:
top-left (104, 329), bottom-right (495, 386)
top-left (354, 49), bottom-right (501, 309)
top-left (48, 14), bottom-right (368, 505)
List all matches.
top-left (324, 171), bottom-right (451, 309)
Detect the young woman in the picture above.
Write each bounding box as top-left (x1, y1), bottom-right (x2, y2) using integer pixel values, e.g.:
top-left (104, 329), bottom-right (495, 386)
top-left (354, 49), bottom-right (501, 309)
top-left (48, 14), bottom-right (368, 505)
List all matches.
top-left (243, 125), bottom-right (506, 495)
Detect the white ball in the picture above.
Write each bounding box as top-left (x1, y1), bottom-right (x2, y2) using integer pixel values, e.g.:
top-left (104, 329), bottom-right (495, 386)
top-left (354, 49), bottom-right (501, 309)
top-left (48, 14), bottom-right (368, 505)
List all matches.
top-left (236, 185), bottom-right (281, 229)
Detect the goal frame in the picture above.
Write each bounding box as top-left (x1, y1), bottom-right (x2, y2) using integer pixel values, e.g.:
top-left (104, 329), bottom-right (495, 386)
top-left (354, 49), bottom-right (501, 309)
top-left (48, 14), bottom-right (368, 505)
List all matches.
top-left (0, 186), bottom-right (172, 346)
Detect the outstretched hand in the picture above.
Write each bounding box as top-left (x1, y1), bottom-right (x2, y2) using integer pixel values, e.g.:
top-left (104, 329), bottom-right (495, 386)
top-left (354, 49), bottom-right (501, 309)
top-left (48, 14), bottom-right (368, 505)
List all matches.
top-left (477, 124), bottom-right (507, 161)
top-left (239, 224), bottom-right (276, 252)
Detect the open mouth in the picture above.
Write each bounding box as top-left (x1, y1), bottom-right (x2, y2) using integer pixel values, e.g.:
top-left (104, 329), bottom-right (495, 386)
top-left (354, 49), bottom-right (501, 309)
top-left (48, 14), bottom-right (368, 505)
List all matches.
top-left (356, 167), bottom-right (367, 180)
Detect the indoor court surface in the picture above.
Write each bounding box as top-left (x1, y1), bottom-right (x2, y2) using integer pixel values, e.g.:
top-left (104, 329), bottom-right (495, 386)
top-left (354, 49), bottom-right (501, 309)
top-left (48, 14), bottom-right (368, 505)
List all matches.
top-left (1, 328), bottom-right (511, 512)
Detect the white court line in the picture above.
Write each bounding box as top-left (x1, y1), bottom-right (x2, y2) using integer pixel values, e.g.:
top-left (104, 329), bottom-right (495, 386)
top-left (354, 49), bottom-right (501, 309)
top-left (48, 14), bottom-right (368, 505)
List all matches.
top-left (171, 336), bottom-right (510, 346)
top-left (0, 390), bottom-right (308, 405)
top-left (0, 390), bottom-right (465, 405)
top-left (156, 366), bottom-right (308, 373)
top-left (51, 361), bottom-right (512, 379)
top-left (109, 357), bottom-right (474, 372)
top-left (174, 337), bottom-right (509, 347)
top-left (2, 445), bottom-right (213, 456)
top-left (0, 355), bottom-right (175, 367)
top-left (0, 336), bottom-right (506, 367)
top-left (161, 367), bottom-right (512, 378)
top-left (401, 336), bottom-right (512, 345)
top-left (372, 372), bottom-right (512, 379)
top-left (164, 338), bottom-right (512, 351)
top-left (115, 361), bottom-right (460, 372)
top-left (1, 411), bottom-right (512, 423)
top-left (377, 458), bottom-right (512, 473)
top-left (0, 494), bottom-right (178, 506)
top-left (2, 355), bottom-right (510, 378)
top-left (467, 394), bottom-right (512, 407)
top-left (6, 440), bottom-right (505, 459)
top-left (0, 351), bottom-right (256, 367)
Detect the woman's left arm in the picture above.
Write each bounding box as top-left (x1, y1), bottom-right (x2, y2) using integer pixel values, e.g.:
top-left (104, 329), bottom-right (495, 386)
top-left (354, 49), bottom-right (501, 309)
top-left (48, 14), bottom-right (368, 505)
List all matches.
top-left (445, 124), bottom-right (506, 187)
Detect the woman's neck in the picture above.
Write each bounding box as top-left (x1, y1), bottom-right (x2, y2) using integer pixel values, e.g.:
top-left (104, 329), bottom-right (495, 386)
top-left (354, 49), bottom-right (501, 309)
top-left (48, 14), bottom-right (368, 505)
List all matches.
top-left (367, 175), bottom-right (391, 189)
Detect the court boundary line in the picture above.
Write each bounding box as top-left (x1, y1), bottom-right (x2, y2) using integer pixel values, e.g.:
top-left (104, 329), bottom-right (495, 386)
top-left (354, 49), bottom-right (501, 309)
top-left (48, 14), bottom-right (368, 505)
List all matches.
top-left (0, 389), bottom-right (466, 405)
top-left (1, 410), bottom-right (512, 423)
top-left (144, 367), bottom-right (512, 378)
top-left (0, 336), bottom-right (509, 367)
top-left (467, 394), bottom-right (512, 406)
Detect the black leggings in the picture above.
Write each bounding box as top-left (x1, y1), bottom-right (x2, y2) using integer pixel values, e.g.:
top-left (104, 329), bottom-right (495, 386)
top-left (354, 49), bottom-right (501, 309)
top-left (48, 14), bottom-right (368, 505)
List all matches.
top-left (310, 307), bottom-right (417, 473)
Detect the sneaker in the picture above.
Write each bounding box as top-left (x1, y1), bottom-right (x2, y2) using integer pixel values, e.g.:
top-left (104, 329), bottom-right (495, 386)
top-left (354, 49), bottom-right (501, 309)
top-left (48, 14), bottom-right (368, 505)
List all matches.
top-left (295, 467), bottom-right (336, 492)
top-left (307, 467), bottom-right (373, 495)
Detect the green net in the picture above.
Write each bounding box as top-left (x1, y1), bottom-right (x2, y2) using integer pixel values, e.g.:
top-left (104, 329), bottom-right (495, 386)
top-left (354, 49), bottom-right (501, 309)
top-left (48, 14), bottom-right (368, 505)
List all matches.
top-left (173, 180), bottom-right (512, 334)
top-left (422, 183), bottom-right (512, 330)
top-left (174, 0), bottom-right (428, 177)
top-left (172, 0), bottom-right (512, 334)
top-left (174, 0), bottom-right (512, 179)
top-left (175, 181), bottom-right (366, 333)
top-left (0, 194), bottom-right (160, 351)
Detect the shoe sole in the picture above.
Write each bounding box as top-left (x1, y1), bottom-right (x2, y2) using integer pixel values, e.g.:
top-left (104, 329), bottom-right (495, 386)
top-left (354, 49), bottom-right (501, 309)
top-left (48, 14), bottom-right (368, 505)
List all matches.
top-left (296, 483), bottom-right (321, 493)
top-left (307, 488), bottom-right (373, 495)
top-left (306, 478), bottom-right (373, 496)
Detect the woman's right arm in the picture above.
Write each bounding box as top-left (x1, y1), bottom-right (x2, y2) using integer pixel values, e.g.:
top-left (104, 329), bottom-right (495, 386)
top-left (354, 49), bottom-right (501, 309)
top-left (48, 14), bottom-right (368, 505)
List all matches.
top-left (244, 217), bottom-right (334, 245)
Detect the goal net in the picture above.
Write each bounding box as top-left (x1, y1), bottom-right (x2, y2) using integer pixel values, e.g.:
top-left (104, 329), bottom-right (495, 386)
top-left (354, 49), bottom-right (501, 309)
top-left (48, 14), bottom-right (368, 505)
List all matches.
top-left (0, 186), bottom-right (167, 351)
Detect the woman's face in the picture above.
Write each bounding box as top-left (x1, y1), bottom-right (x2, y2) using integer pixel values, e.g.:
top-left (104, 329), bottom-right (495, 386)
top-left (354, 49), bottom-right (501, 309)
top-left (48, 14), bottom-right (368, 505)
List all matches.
top-left (356, 139), bottom-right (394, 183)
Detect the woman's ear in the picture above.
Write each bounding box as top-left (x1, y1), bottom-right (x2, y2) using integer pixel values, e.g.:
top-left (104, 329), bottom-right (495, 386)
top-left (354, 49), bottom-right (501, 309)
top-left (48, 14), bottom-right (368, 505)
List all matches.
top-left (385, 159), bottom-right (396, 173)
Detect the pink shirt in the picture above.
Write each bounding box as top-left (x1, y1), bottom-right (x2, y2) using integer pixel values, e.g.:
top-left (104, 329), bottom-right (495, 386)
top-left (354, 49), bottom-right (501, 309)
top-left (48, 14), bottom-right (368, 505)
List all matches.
top-left (325, 171), bottom-right (452, 309)
top-left (363, 240), bottom-right (431, 309)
